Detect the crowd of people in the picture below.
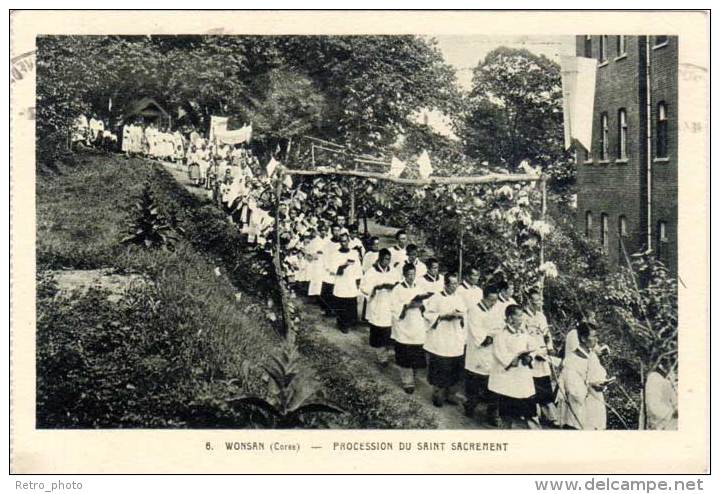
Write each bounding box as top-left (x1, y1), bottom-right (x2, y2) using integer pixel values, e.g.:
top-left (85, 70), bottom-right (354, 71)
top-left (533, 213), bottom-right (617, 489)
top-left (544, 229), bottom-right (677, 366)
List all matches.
top-left (71, 113), bottom-right (118, 151)
top-left (70, 110), bottom-right (678, 431)
top-left (286, 226), bottom-right (606, 429)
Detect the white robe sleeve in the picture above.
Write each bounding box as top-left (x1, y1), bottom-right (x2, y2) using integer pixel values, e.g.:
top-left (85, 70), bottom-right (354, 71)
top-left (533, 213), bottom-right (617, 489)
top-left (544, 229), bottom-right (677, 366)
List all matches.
top-left (466, 307), bottom-right (489, 348)
top-left (423, 294), bottom-right (441, 328)
top-left (493, 330), bottom-right (516, 369)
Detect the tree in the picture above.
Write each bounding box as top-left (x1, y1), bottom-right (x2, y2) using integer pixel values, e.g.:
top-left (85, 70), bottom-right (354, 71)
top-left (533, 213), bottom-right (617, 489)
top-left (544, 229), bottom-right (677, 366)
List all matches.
top-left (461, 47), bottom-right (572, 195)
top-left (281, 36), bottom-right (460, 155)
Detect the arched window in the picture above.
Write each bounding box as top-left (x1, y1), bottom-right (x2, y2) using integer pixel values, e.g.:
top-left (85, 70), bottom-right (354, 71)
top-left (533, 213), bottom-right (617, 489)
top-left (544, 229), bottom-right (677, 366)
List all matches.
top-left (617, 35), bottom-right (627, 56)
top-left (618, 108), bottom-right (628, 159)
top-left (584, 35), bottom-right (592, 58)
top-left (601, 213), bottom-right (609, 251)
top-left (585, 211), bottom-right (593, 238)
top-left (618, 215), bottom-right (628, 260)
top-left (600, 113), bottom-right (609, 160)
top-left (657, 102), bottom-right (668, 158)
top-left (657, 220), bottom-right (668, 262)
top-left (599, 35), bottom-right (608, 62)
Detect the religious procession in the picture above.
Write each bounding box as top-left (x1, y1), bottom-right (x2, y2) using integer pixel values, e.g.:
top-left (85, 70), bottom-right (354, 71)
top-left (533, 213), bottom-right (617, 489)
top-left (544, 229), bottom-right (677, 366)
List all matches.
top-left (67, 109), bottom-right (677, 432)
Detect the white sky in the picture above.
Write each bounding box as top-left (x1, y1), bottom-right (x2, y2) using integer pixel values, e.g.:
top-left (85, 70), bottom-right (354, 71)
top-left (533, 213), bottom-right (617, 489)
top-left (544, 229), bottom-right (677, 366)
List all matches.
top-left (433, 35), bottom-right (576, 90)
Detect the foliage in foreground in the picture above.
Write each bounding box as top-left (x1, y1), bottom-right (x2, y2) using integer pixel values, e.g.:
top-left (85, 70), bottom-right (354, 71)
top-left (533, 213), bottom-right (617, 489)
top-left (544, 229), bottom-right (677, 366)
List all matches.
top-left (120, 183), bottom-right (182, 250)
top-left (228, 343), bottom-right (345, 428)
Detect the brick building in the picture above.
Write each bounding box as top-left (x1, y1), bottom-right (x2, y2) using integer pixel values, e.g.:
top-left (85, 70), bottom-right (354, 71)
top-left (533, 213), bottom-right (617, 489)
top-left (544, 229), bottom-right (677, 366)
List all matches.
top-left (574, 35), bottom-right (678, 274)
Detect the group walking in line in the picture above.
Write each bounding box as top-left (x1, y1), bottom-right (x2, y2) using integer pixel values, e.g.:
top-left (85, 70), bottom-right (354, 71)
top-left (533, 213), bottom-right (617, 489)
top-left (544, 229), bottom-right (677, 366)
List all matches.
top-left (70, 109), bottom-right (677, 431)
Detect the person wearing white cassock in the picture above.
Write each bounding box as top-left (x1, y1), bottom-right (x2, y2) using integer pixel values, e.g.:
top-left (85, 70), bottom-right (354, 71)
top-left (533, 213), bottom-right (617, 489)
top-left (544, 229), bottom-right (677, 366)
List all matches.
top-left (488, 304), bottom-right (537, 427)
top-left (394, 244), bottom-right (426, 282)
top-left (456, 267), bottom-right (484, 310)
top-left (491, 280), bottom-right (517, 319)
top-left (360, 249), bottom-right (397, 363)
top-left (423, 273), bottom-right (467, 407)
top-left (463, 284), bottom-right (503, 422)
top-left (320, 225), bottom-right (343, 317)
top-left (523, 288), bottom-right (558, 426)
top-left (418, 258), bottom-right (444, 295)
top-left (391, 264), bottom-right (431, 393)
top-left (330, 233), bottom-right (363, 333)
top-left (121, 124), bottom-right (131, 154)
top-left (556, 322), bottom-right (610, 430)
top-left (305, 224), bottom-right (329, 301)
top-left (362, 237), bottom-right (381, 273)
top-left (72, 114), bottom-right (89, 147)
top-left (644, 359), bottom-right (678, 430)
top-left (389, 230), bottom-right (409, 269)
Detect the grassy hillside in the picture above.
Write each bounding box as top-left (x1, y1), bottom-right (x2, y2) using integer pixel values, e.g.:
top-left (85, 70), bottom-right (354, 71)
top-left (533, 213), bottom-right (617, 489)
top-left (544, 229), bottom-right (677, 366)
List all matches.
top-left (36, 151), bottom-right (439, 429)
top-left (36, 152), bottom-right (283, 427)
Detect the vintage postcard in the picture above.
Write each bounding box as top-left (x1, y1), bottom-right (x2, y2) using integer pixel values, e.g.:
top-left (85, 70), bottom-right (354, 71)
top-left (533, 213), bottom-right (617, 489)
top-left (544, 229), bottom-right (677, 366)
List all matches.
top-left (9, 10), bottom-right (709, 473)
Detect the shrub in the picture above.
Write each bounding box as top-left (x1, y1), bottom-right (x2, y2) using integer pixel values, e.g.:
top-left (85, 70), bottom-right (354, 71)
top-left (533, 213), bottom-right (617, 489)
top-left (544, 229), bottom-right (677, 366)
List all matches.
top-left (120, 183), bottom-right (182, 250)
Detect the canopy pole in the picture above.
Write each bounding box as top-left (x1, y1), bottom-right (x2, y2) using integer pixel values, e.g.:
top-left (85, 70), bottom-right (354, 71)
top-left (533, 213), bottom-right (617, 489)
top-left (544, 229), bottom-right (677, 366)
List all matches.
top-left (349, 156), bottom-right (357, 225)
top-left (311, 143), bottom-right (316, 167)
top-left (458, 223), bottom-right (464, 280)
top-left (273, 168), bottom-right (293, 341)
top-left (539, 175), bottom-right (547, 295)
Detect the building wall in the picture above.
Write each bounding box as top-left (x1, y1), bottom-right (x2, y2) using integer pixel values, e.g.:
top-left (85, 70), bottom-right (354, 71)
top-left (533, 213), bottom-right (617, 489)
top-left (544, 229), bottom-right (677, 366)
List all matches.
top-left (574, 35), bottom-right (678, 274)
top-left (649, 36), bottom-right (679, 273)
top-left (575, 36), bottom-right (645, 266)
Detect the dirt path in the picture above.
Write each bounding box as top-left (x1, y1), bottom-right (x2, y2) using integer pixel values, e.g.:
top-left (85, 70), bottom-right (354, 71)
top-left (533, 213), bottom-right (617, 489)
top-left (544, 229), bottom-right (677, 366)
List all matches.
top-left (159, 160), bottom-right (491, 429)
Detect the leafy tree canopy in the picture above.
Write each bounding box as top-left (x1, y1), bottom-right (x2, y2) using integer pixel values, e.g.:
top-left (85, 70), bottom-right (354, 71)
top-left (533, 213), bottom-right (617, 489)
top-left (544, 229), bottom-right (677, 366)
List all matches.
top-left (460, 47), bottom-right (573, 194)
top-left (37, 35), bottom-right (459, 161)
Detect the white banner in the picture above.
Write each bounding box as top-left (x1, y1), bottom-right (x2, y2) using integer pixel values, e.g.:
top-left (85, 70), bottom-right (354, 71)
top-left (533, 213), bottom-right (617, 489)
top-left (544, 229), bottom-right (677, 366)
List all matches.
top-left (560, 55), bottom-right (597, 151)
top-left (215, 124), bottom-right (253, 145)
top-left (208, 115), bottom-right (229, 142)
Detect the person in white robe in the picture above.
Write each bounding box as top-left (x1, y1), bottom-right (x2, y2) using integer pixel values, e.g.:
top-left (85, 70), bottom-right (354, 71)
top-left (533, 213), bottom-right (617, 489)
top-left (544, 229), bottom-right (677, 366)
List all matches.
top-left (492, 279), bottom-right (517, 318)
top-left (247, 200), bottom-right (272, 246)
top-left (417, 258), bottom-right (443, 295)
top-left (463, 283), bottom-right (504, 422)
top-left (330, 233), bottom-right (363, 332)
top-left (556, 322), bottom-right (611, 430)
top-left (121, 124), bottom-right (132, 154)
top-left (72, 114), bottom-right (89, 147)
top-left (389, 229), bottom-right (409, 269)
top-left (456, 267), bottom-right (484, 310)
top-left (196, 143), bottom-right (211, 185)
top-left (173, 131), bottom-right (185, 161)
top-left (305, 224), bottom-right (330, 300)
top-left (362, 237), bottom-right (381, 273)
top-left (644, 361), bottom-right (678, 430)
top-left (319, 225), bottom-right (343, 317)
top-left (394, 244), bottom-right (426, 282)
top-left (89, 115), bottom-right (104, 146)
top-left (360, 249), bottom-right (397, 364)
top-left (523, 288), bottom-right (558, 426)
top-left (488, 303), bottom-right (537, 427)
top-left (390, 263), bottom-right (430, 393)
top-left (423, 273), bottom-right (467, 407)
top-left (584, 345), bottom-right (609, 430)
top-left (130, 123), bottom-right (143, 154)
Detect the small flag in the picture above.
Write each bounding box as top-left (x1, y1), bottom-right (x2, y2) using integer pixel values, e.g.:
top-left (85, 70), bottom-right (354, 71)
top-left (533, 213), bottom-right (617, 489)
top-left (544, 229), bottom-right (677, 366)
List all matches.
top-left (417, 150), bottom-right (433, 179)
top-left (388, 156), bottom-right (406, 178)
top-left (266, 157), bottom-right (279, 177)
top-left (283, 174), bottom-right (293, 188)
top-left (214, 267), bottom-right (221, 277)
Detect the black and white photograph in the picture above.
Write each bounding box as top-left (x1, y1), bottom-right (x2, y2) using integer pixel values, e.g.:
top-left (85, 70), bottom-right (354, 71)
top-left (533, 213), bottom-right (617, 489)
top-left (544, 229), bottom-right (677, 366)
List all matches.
top-left (32, 33), bottom-right (680, 432)
top-left (10, 9), bottom-right (709, 476)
